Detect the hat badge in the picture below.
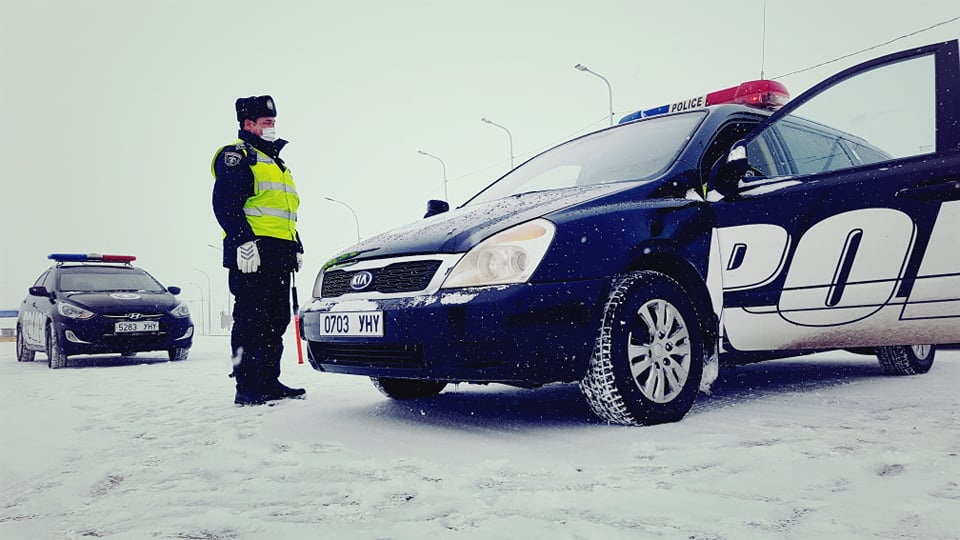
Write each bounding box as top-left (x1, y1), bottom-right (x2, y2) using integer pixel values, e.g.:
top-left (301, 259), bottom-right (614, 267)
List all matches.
top-left (266, 99), bottom-right (274, 110)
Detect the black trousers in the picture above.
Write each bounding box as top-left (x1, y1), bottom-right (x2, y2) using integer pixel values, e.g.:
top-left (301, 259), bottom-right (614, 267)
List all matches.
top-left (228, 268), bottom-right (291, 393)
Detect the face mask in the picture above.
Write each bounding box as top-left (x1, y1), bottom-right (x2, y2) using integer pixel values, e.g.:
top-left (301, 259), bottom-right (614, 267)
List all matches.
top-left (260, 127), bottom-right (278, 142)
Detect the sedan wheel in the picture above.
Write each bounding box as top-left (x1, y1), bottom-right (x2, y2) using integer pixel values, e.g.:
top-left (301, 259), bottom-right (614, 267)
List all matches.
top-left (46, 323), bottom-right (68, 369)
top-left (16, 325), bottom-right (35, 362)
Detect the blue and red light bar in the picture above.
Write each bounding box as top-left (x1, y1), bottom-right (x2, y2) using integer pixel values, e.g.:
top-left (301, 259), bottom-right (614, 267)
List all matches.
top-left (48, 253), bottom-right (137, 263)
top-left (619, 79), bottom-right (790, 124)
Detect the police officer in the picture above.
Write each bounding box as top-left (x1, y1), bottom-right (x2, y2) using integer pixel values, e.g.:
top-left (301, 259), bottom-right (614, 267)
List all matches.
top-left (211, 95), bottom-right (306, 406)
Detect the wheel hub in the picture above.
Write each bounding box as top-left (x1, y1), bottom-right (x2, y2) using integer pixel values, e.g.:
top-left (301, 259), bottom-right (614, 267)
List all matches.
top-left (627, 298), bottom-right (691, 404)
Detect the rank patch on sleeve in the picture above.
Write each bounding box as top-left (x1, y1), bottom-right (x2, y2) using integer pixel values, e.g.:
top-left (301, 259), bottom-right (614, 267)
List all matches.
top-left (223, 151), bottom-right (243, 167)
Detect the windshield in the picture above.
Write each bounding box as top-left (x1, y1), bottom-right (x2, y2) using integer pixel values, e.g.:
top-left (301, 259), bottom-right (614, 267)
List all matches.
top-left (58, 267), bottom-right (167, 293)
top-left (466, 111), bottom-right (706, 206)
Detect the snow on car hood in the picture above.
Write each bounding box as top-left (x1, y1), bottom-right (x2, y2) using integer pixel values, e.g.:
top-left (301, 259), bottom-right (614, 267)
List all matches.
top-left (336, 184), bottom-right (633, 261)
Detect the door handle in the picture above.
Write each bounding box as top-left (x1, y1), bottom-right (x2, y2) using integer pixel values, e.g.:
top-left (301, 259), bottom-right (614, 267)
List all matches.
top-left (896, 180), bottom-right (960, 201)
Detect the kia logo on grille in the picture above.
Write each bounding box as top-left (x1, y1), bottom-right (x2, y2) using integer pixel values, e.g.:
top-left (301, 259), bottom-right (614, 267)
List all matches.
top-left (350, 271), bottom-right (373, 291)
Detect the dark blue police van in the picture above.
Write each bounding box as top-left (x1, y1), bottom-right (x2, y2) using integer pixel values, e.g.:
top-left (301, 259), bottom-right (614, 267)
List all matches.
top-left (301, 40), bottom-right (960, 425)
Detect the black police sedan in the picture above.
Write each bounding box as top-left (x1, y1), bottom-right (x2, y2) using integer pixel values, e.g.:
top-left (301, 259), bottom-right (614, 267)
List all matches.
top-left (16, 254), bottom-right (194, 368)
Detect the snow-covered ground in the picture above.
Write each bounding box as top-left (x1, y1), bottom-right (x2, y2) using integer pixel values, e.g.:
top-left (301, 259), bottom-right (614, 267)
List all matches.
top-left (1, 334), bottom-right (958, 539)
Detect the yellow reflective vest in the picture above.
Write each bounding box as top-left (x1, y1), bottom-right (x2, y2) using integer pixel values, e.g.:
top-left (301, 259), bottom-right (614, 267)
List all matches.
top-left (211, 141), bottom-right (299, 241)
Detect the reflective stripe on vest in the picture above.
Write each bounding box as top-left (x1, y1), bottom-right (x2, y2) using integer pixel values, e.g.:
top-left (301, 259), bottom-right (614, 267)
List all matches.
top-left (243, 207), bottom-right (297, 221)
top-left (212, 140), bottom-right (299, 241)
top-left (257, 181), bottom-right (298, 194)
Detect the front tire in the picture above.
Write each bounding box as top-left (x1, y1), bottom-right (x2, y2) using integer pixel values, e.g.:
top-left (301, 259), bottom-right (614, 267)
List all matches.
top-left (46, 323), bottom-right (68, 369)
top-left (168, 347), bottom-right (190, 361)
top-left (876, 344), bottom-right (935, 375)
top-left (580, 271), bottom-right (705, 426)
top-left (371, 377), bottom-right (447, 399)
top-left (16, 325), bottom-right (35, 362)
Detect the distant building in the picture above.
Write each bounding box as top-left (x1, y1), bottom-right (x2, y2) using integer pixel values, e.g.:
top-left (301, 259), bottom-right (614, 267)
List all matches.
top-left (0, 310), bottom-right (16, 342)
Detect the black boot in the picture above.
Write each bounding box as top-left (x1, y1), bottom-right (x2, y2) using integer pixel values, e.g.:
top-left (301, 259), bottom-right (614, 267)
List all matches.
top-left (232, 356), bottom-right (266, 406)
top-left (234, 389), bottom-right (267, 406)
top-left (263, 381), bottom-right (306, 401)
top-left (260, 345), bottom-right (304, 400)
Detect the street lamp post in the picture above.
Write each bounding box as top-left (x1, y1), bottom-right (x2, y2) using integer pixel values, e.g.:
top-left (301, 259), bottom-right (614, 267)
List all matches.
top-left (193, 268), bottom-right (212, 336)
top-left (417, 150), bottom-right (448, 201)
top-left (324, 197), bottom-right (361, 243)
top-left (480, 117), bottom-right (514, 169)
top-left (574, 63), bottom-right (614, 126)
top-left (187, 282), bottom-right (206, 336)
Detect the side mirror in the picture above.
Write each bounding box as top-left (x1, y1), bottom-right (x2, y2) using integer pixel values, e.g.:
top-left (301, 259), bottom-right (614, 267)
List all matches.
top-left (424, 199), bottom-right (450, 218)
top-left (168, 286), bottom-right (181, 295)
top-left (28, 286), bottom-right (50, 297)
top-left (708, 140), bottom-right (749, 197)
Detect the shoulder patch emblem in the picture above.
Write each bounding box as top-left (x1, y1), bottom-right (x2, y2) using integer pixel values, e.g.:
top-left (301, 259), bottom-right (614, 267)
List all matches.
top-left (223, 151), bottom-right (243, 167)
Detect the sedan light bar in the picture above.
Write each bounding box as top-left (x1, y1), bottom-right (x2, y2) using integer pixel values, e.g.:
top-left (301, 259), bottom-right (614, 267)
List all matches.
top-left (48, 253), bottom-right (137, 264)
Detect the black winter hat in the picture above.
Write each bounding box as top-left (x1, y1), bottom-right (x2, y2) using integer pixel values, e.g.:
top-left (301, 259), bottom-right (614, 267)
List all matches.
top-left (235, 95), bottom-right (277, 122)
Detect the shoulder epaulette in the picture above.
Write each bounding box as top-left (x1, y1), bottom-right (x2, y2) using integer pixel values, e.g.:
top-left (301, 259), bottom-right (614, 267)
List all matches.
top-left (235, 142), bottom-right (258, 165)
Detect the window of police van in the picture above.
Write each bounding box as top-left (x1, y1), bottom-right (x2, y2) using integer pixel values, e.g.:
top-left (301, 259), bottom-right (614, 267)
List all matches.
top-left (746, 53), bottom-right (936, 178)
top-left (699, 121), bottom-right (763, 184)
top-left (466, 111), bottom-right (706, 205)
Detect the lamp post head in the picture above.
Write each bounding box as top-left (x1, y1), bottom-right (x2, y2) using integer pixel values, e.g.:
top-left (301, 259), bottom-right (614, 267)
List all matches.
top-left (574, 64), bottom-right (588, 71)
top-left (480, 117), bottom-right (491, 124)
top-left (418, 149), bottom-right (445, 165)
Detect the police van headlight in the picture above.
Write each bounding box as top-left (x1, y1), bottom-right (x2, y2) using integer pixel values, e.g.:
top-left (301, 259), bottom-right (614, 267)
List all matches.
top-left (442, 219), bottom-right (555, 288)
top-left (57, 302), bottom-right (95, 320)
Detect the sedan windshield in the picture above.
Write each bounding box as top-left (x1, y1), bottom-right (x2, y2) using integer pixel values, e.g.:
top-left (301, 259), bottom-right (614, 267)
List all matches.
top-left (58, 267), bottom-right (167, 293)
top-left (466, 111), bottom-right (706, 206)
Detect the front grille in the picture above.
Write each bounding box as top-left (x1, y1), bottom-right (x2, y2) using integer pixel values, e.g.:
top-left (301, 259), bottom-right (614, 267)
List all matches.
top-left (322, 260), bottom-right (442, 297)
top-left (103, 313), bottom-right (163, 319)
top-left (314, 342), bottom-right (424, 369)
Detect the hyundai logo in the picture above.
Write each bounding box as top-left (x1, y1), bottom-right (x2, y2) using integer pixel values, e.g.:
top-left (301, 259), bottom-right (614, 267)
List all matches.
top-left (350, 271), bottom-right (374, 291)
top-left (127, 313), bottom-right (142, 320)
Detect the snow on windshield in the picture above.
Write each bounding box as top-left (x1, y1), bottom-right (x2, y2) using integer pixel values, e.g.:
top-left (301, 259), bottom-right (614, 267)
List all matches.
top-left (467, 112), bottom-right (706, 206)
top-left (59, 267), bottom-right (166, 293)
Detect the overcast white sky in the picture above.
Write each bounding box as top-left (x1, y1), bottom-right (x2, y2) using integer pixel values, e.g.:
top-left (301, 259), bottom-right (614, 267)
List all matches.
top-left (2, 0), bottom-right (958, 317)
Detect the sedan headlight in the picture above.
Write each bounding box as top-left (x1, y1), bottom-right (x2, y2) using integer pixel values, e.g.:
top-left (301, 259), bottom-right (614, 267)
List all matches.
top-left (170, 303), bottom-right (190, 318)
top-left (57, 302), bottom-right (95, 319)
top-left (442, 218), bottom-right (555, 288)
